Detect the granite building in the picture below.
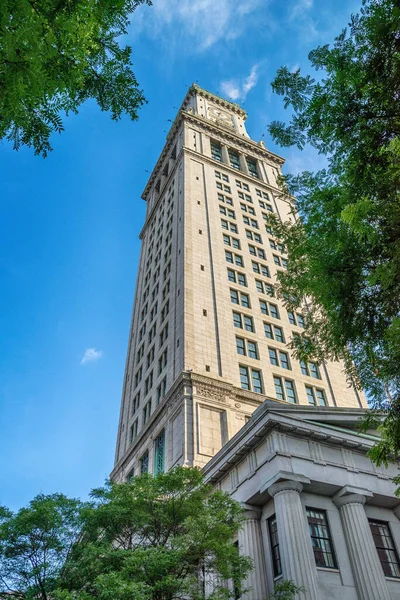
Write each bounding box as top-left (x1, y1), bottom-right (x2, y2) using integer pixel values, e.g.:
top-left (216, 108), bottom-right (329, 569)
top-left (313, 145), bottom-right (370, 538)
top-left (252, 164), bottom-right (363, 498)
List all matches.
top-left (111, 85), bottom-right (400, 599)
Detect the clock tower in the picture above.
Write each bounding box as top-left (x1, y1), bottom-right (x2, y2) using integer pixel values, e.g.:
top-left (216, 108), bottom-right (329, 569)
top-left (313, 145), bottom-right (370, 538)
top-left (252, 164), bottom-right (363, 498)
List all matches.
top-left (111, 84), bottom-right (366, 483)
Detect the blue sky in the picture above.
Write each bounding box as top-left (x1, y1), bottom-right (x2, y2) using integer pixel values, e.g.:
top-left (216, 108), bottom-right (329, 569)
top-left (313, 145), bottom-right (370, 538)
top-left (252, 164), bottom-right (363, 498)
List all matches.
top-left (0, 0), bottom-right (362, 511)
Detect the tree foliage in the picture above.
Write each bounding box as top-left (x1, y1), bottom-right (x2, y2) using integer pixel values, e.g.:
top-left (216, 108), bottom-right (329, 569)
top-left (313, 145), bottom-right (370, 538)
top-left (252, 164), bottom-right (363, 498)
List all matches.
top-left (0, 494), bottom-right (84, 600)
top-left (0, 0), bottom-right (151, 156)
top-left (56, 467), bottom-right (251, 600)
top-left (267, 0), bottom-right (400, 427)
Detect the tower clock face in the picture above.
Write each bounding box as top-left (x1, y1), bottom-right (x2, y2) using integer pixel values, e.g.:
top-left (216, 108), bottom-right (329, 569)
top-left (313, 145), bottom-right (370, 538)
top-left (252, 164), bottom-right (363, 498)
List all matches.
top-left (208, 106), bottom-right (233, 126)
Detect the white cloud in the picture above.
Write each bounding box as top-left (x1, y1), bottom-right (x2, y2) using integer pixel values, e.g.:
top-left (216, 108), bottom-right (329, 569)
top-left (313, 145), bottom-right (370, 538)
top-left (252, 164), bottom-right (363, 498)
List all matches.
top-left (220, 64), bottom-right (260, 102)
top-left (131, 0), bottom-right (265, 51)
top-left (80, 348), bottom-right (103, 365)
top-left (290, 0), bottom-right (313, 20)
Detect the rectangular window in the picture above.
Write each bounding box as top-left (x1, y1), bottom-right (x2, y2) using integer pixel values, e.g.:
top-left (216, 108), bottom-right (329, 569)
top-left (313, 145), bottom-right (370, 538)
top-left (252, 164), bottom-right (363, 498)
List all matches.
top-left (316, 388), bottom-right (327, 406)
top-left (129, 420), bottom-right (138, 444)
top-left (140, 451), bottom-right (149, 474)
top-left (288, 311), bottom-right (296, 325)
top-left (248, 341), bottom-right (258, 359)
top-left (239, 366), bottom-right (263, 393)
top-left (243, 315), bottom-right (254, 332)
top-left (264, 323), bottom-right (273, 339)
top-left (369, 520), bottom-right (400, 578)
top-left (268, 516), bottom-right (282, 577)
top-left (307, 508), bottom-right (337, 569)
top-left (236, 337), bottom-right (246, 356)
top-left (233, 312), bottom-right (242, 328)
top-left (269, 348), bottom-right (279, 366)
top-left (269, 303), bottom-right (279, 319)
top-left (306, 386), bottom-right (316, 405)
top-left (143, 399), bottom-right (152, 424)
top-left (274, 376), bottom-right (297, 403)
top-left (279, 351), bottom-right (291, 370)
top-left (309, 362), bottom-right (321, 379)
top-left (154, 430), bottom-right (165, 475)
top-left (285, 380), bottom-right (297, 403)
top-left (211, 141), bottom-right (223, 162)
top-left (229, 149), bottom-right (241, 170)
top-left (246, 158), bottom-right (259, 178)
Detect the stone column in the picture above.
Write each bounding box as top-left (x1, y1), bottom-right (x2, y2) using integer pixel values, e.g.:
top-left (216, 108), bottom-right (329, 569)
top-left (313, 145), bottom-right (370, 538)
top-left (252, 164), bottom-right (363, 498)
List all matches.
top-left (221, 145), bottom-right (230, 166)
top-left (268, 481), bottom-right (319, 600)
top-left (238, 506), bottom-right (268, 600)
top-left (334, 494), bottom-right (391, 600)
top-left (239, 154), bottom-right (250, 175)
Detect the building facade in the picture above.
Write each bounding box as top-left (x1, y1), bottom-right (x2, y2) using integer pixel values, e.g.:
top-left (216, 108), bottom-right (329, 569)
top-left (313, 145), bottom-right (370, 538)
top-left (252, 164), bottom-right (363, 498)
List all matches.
top-left (112, 84), bottom-right (365, 482)
top-left (111, 85), bottom-right (400, 599)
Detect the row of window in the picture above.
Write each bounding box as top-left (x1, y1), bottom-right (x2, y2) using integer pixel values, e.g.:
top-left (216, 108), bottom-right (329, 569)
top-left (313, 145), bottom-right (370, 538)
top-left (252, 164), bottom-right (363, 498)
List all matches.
top-left (239, 364), bottom-right (327, 405)
top-left (269, 511), bottom-right (400, 579)
top-left (230, 286), bottom-right (305, 328)
top-left (211, 142), bottom-right (259, 178)
top-left (129, 376), bottom-right (167, 444)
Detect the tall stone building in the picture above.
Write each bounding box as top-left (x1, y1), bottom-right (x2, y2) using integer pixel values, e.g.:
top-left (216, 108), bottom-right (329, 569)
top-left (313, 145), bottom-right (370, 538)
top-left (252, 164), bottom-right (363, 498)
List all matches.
top-left (112, 84), bottom-right (365, 481)
top-left (111, 85), bottom-right (400, 600)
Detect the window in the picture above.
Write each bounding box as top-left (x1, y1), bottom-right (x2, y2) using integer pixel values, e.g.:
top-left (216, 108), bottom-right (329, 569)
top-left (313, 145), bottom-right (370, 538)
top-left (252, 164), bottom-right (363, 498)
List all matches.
top-left (248, 245), bottom-right (266, 260)
top-left (146, 346), bottom-right (155, 370)
top-left (246, 230), bottom-right (262, 243)
top-left (154, 430), bottom-right (165, 475)
top-left (305, 386), bottom-right (327, 406)
top-left (229, 149), bottom-right (241, 170)
top-left (129, 420), bottom-right (138, 444)
top-left (140, 451), bottom-right (149, 474)
top-left (159, 323), bottom-right (169, 347)
top-left (369, 520), bottom-right (400, 578)
top-left (227, 269), bottom-right (247, 286)
top-left (144, 371), bottom-right (153, 395)
top-left (221, 219), bottom-right (238, 233)
top-left (255, 280), bottom-right (275, 297)
top-left (220, 206), bottom-right (236, 219)
top-left (264, 323), bottom-right (285, 343)
top-left (246, 158), bottom-right (259, 178)
top-left (132, 392), bottom-right (140, 415)
top-left (218, 192), bottom-right (234, 206)
top-left (223, 234), bottom-right (241, 249)
top-left (307, 509), bottom-right (337, 569)
top-left (236, 337), bottom-right (259, 359)
top-left (143, 399), bottom-right (152, 424)
top-left (274, 376), bottom-right (297, 403)
top-left (233, 312), bottom-right (255, 332)
top-left (301, 361), bottom-right (321, 379)
top-left (157, 376), bottom-right (167, 403)
top-left (158, 349), bottom-right (167, 374)
top-left (273, 255), bottom-right (281, 267)
top-left (239, 366), bottom-right (263, 393)
top-left (268, 516), bottom-right (282, 577)
top-left (288, 311), bottom-right (306, 327)
top-left (252, 261), bottom-right (270, 278)
top-left (259, 300), bottom-right (280, 319)
top-left (230, 289), bottom-right (251, 308)
top-left (225, 251), bottom-right (243, 266)
top-left (211, 141), bottom-right (222, 162)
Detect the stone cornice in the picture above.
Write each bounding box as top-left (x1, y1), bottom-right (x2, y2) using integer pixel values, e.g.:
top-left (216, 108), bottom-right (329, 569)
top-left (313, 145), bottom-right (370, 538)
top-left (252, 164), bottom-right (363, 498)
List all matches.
top-left (188, 84), bottom-right (248, 117)
top-left (202, 406), bottom-right (379, 484)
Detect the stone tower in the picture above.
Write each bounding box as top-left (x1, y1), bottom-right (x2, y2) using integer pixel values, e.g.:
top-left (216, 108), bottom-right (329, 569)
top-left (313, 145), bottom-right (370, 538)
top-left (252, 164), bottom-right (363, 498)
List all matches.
top-left (111, 84), bottom-right (366, 482)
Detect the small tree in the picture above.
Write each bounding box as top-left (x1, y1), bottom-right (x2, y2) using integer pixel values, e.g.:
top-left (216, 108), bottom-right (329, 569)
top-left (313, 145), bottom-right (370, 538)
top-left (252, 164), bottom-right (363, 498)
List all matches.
top-left (267, 580), bottom-right (304, 599)
top-left (0, 0), bottom-right (151, 156)
top-left (0, 494), bottom-right (84, 600)
top-left (57, 467), bottom-right (251, 600)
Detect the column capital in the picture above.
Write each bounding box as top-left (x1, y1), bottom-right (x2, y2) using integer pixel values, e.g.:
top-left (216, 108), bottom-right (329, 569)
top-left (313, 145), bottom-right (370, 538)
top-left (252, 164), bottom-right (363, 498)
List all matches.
top-left (393, 504), bottom-right (400, 521)
top-left (240, 503), bottom-right (262, 520)
top-left (333, 493), bottom-right (367, 509)
top-left (268, 479), bottom-right (303, 497)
